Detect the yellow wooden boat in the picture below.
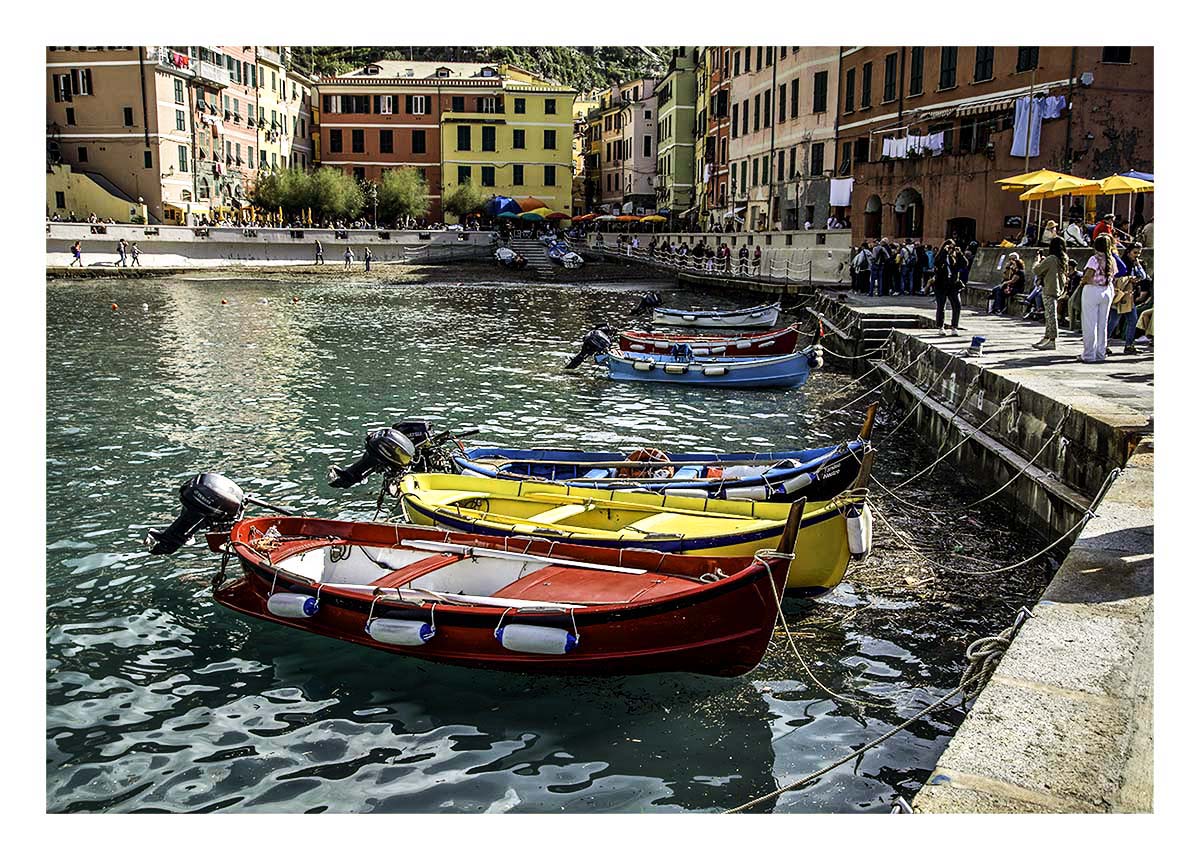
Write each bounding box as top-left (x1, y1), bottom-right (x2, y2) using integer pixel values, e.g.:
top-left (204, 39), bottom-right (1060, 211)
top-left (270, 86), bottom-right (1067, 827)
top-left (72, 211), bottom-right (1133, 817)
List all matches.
top-left (398, 452), bottom-right (873, 595)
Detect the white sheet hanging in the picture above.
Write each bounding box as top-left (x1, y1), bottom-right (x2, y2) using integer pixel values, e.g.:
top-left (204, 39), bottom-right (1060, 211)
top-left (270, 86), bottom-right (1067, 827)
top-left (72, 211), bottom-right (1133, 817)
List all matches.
top-left (1011, 96), bottom-right (1045, 158)
top-left (829, 177), bottom-right (854, 207)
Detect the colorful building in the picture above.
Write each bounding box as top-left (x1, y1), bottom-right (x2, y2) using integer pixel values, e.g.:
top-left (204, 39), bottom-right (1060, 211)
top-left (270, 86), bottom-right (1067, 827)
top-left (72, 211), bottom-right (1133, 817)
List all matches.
top-left (653, 48), bottom-right (698, 220)
top-left (838, 46), bottom-right (1154, 245)
top-left (695, 47), bottom-right (732, 228)
top-left (315, 60), bottom-right (576, 222)
top-left (592, 79), bottom-right (659, 215)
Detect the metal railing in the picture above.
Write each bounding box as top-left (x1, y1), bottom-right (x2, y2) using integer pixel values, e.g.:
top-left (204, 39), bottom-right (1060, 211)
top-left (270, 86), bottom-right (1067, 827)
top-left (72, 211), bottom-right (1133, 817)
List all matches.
top-left (586, 237), bottom-right (825, 288)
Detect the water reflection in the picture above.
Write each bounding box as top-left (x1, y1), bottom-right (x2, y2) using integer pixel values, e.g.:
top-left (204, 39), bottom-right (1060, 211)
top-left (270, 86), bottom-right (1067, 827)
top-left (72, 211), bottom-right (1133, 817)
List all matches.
top-left (46, 275), bottom-right (1052, 813)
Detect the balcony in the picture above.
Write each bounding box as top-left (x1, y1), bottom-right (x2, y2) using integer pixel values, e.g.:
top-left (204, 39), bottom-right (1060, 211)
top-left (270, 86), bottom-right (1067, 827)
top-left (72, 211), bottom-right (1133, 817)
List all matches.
top-left (258, 47), bottom-right (281, 66)
top-left (195, 61), bottom-right (230, 88)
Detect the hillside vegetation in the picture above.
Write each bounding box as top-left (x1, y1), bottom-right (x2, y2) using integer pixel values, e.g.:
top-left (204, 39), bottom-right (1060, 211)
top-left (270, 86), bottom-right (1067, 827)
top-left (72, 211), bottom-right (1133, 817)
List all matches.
top-left (291, 46), bottom-right (672, 93)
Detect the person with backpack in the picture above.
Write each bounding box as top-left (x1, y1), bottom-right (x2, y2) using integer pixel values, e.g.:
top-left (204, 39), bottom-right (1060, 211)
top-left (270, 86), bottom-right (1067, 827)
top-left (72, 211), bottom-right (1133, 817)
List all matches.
top-left (899, 241), bottom-right (917, 295)
top-left (869, 238), bottom-right (890, 296)
top-left (851, 243), bottom-right (871, 293)
top-left (933, 240), bottom-right (964, 336)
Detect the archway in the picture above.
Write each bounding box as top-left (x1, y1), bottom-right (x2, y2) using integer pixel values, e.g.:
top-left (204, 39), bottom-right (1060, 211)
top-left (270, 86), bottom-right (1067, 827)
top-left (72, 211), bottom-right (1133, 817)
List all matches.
top-left (894, 187), bottom-right (923, 238)
top-left (864, 194), bottom-right (882, 239)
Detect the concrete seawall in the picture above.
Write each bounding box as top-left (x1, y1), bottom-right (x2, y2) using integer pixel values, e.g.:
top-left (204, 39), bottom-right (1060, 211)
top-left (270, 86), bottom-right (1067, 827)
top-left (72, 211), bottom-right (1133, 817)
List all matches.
top-left (46, 223), bottom-right (495, 269)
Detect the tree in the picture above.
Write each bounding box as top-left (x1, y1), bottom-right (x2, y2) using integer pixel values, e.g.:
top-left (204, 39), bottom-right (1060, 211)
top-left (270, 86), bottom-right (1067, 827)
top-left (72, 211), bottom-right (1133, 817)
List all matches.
top-left (377, 168), bottom-right (430, 224)
top-left (442, 182), bottom-right (488, 223)
top-left (308, 167), bottom-right (364, 221)
top-left (250, 167), bottom-right (312, 218)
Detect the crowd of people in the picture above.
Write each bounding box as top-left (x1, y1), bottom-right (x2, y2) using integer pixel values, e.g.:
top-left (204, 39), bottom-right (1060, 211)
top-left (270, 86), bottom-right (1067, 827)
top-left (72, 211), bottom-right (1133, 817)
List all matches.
top-left (627, 237), bottom-right (767, 276)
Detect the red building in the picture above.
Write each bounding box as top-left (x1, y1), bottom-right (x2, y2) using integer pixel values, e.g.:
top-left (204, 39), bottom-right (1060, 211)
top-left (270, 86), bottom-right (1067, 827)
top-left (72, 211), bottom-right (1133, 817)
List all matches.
top-left (836, 46), bottom-right (1153, 246)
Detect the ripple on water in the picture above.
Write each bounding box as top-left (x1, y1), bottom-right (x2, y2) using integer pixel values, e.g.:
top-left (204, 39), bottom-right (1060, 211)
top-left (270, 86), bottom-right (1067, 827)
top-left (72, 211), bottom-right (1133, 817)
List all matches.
top-left (46, 276), bottom-right (1055, 813)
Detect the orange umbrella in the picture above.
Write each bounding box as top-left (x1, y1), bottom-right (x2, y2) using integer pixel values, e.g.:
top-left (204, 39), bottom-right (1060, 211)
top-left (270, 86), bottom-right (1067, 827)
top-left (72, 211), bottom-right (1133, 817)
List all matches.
top-left (545, 212), bottom-right (571, 220)
top-left (616, 214), bottom-right (641, 222)
top-left (515, 196), bottom-right (548, 212)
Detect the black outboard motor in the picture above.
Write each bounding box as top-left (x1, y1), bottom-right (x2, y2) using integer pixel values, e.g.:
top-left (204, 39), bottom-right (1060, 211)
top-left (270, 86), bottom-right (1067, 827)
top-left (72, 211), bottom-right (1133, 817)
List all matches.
top-left (328, 427), bottom-right (417, 488)
top-left (566, 326), bottom-right (614, 369)
top-left (147, 473), bottom-right (245, 555)
top-left (632, 291), bottom-right (662, 315)
top-left (391, 419), bottom-right (434, 446)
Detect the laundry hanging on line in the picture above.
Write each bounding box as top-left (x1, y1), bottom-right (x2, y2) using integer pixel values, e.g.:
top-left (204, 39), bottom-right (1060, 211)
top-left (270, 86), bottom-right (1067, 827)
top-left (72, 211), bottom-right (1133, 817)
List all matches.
top-left (829, 177), bottom-right (854, 207)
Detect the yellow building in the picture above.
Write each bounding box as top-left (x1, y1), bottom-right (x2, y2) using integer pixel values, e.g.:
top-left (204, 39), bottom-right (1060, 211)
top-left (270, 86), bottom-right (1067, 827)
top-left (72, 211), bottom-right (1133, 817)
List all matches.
top-left (438, 73), bottom-right (577, 217)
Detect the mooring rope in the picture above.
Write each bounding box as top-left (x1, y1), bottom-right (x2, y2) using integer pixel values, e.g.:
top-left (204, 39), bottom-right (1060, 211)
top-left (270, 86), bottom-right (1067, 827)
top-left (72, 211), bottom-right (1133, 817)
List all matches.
top-left (871, 467), bottom-right (1121, 577)
top-left (814, 346), bottom-right (932, 421)
top-left (723, 604), bottom-right (1036, 814)
top-left (874, 358), bottom-right (963, 448)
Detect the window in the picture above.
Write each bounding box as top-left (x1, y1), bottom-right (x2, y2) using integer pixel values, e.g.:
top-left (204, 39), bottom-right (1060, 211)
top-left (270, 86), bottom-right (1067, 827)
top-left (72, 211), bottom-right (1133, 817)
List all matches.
top-left (733, 51), bottom-right (740, 76)
top-left (751, 158), bottom-right (758, 187)
top-left (763, 92), bottom-right (771, 127)
top-left (458, 165), bottom-right (471, 184)
top-left (731, 103), bottom-right (739, 138)
top-left (844, 68), bottom-right (856, 112)
top-left (65, 107), bottom-right (75, 126)
top-left (176, 109), bottom-right (186, 131)
top-left (77, 146), bottom-right (88, 163)
top-left (329, 129), bottom-right (342, 153)
top-left (788, 146), bottom-right (797, 178)
top-left (740, 160), bottom-right (747, 193)
top-left (909, 47), bottom-right (925, 95)
top-left (452, 96), bottom-right (465, 112)
top-left (643, 134), bottom-right (651, 157)
top-left (939, 47), bottom-right (958, 89)
top-left (55, 191), bottom-right (65, 209)
top-left (854, 136), bottom-right (869, 163)
top-left (512, 128), bottom-right (525, 149)
top-left (379, 129), bottom-right (393, 153)
top-left (71, 68), bottom-right (92, 96)
top-left (483, 126), bottom-right (496, 151)
top-left (974, 47), bottom-right (994, 82)
top-left (52, 73), bottom-right (72, 103)
top-left (121, 106), bottom-right (134, 127)
top-left (788, 78), bottom-right (799, 118)
top-left (810, 142), bottom-right (825, 176)
top-left (766, 46), bottom-right (774, 66)
top-left (812, 71), bottom-right (828, 113)
top-left (353, 166), bottom-right (364, 181)
top-left (457, 125), bottom-right (471, 151)
top-left (1102, 47), bottom-right (1132, 64)
top-left (777, 156), bottom-right (784, 181)
top-left (839, 141), bottom-right (852, 174)
top-left (477, 97), bottom-right (497, 113)
top-left (860, 62), bottom-right (873, 107)
top-left (376, 95), bottom-right (394, 114)
top-left (753, 93), bottom-right (761, 131)
top-left (481, 166), bottom-right (495, 187)
top-left (412, 129), bottom-right (426, 154)
top-left (543, 165), bottom-right (555, 186)
top-left (1016, 47), bottom-right (1039, 73)
top-left (543, 129), bottom-right (556, 149)
top-left (644, 109), bottom-right (651, 119)
top-left (513, 97), bottom-right (526, 114)
top-left (405, 95), bottom-right (427, 115)
top-left (512, 164), bottom-right (524, 185)
top-left (742, 99), bottom-right (749, 135)
top-left (174, 78), bottom-right (184, 104)
top-left (260, 148), bottom-right (266, 166)
top-left (177, 145), bottom-right (187, 171)
top-left (143, 150), bottom-right (152, 168)
top-left (248, 148), bottom-right (253, 169)
top-left (883, 53), bottom-right (898, 102)
top-left (545, 98), bottom-right (557, 114)
top-left (756, 46), bottom-right (763, 71)
top-left (779, 84), bottom-right (787, 123)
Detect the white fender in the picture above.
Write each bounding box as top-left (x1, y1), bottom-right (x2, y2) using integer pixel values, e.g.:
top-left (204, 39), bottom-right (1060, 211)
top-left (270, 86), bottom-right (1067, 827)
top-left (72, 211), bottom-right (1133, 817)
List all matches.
top-left (664, 364), bottom-right (688, 374)
top-left (847, 504), bottom-right (874, 560)
top-left (779, 470), bottom-right (815, 495)
top-left (496, 624), bottom-right (579, 654)
top-left (633, 361), bottom-right (655, 371)
top-left (702, 366), bottom-right (728, 376)
top-left (367, 618), bottom-right (435, 646)
top-left (267, 592), bottom-right (319, 619)
top-left (724, 483), bottom-right (769, 501)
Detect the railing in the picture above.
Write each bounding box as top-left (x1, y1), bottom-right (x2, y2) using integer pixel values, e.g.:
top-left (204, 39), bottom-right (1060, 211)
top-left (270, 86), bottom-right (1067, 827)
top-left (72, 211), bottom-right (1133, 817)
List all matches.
top-left (587, 237), bottom-right (824, 288)
top-left (195, 61), bottom-right (231, 87)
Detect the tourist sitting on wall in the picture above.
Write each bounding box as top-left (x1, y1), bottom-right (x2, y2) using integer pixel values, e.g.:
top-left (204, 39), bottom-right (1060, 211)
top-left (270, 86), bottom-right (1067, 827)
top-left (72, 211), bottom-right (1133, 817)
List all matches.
top-left (1063, 218), bottom-right (1089, 247)
top-left (990, 253), bottom-right (1025, 314)
top-left (1041, 220), bottom-right (1059, 245)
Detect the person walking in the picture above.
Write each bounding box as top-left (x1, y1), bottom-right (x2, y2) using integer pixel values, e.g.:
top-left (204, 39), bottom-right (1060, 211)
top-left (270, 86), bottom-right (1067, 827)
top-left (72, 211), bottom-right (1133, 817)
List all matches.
top-left (738, 245), bottom-right (749, 274)
top-left (1079, 235), bottom-right (1118, 363)
top-left (933, 240), bottom-right (963, 336)
top-left (363, 247), bottom-right (373, 272)
top-left (869, 239), bottom-right (889, 296)
top-left (899, 240), bottom-right (917, 295)
top-left (314, 239), bottom-right (324, 264)
top-left (129, 242), bottom-right (141, 267)
top-left (70, 240), bottom-right (83, 267)
top-left (343, 246), bottom-right (354, 270)
top-left (116, 238), bottom-right (127, 267)
top-left (1031, 237), bottom-right (1067, 350)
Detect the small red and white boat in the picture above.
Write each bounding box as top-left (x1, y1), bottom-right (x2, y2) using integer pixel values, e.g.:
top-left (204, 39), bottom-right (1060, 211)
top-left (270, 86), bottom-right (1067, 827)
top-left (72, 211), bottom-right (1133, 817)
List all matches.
top-left (205, 506), bottom-right (801, 677)
top-left (619, 325), bottom-right (802, 358)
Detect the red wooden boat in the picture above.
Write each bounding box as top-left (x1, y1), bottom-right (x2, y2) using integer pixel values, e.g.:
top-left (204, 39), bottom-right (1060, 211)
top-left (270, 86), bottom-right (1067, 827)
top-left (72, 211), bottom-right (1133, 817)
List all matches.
top-left (205, 504), bottom-right (801, 677)
top-left (619, 325), bottom-right (802, 358)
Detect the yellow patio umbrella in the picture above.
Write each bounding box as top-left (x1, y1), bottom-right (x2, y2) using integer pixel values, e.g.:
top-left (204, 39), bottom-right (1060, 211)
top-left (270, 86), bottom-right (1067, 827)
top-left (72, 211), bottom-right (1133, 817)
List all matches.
top-left (1017, 175), bottom-right (1102, 240)
top-left (641, 214), bottom-right (667, 222)
top-left (995, 169), bottom-right (1071, 192)
top-left (1092, 175), bottom-right (1154, 227)
top-left (527, 207), bottom-right (554, 218)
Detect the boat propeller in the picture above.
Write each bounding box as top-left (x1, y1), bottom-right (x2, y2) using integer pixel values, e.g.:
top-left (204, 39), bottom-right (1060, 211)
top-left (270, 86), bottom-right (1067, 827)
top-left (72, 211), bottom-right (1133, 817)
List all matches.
top-left (145, 472), bottom-right (295, 555)
top-left (566, 325), bottom-right (615, 369)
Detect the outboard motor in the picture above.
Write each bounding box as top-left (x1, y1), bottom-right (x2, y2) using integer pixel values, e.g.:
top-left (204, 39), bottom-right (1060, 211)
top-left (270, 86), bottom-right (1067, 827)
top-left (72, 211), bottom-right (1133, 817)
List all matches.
top-left (328, 427), bottom-right (416, 488)
top-left (391, 419), bottom-right (434, 447)
top-left (146, 473), bottom-right (245, 555)
top-left (566, 326), bottom-right (614, 369)
top-left (632, 291), bottom-right (662, 315)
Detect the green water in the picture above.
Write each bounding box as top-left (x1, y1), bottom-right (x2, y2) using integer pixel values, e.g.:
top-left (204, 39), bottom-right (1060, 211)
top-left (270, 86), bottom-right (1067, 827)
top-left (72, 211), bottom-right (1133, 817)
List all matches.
top-left (46, 275), bottom-right (1052, 813)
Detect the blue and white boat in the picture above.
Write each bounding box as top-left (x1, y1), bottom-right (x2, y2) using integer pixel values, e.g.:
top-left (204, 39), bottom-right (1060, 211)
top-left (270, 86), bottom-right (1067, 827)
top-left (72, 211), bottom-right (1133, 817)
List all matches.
top-left (652, 301), bottom-right (781, 329)
top-left (596, 344), bottom-right (819, 389)
top-left (453, 406), bottom-right (875, 502)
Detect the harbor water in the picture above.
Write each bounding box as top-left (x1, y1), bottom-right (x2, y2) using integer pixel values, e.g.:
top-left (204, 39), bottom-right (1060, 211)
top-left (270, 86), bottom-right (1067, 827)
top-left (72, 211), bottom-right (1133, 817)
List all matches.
top-left (46, 275), bottom-right (1055, 813)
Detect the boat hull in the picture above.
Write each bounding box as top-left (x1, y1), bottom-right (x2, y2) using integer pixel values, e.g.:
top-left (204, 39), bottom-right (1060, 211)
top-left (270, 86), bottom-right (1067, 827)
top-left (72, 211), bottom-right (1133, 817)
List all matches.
top-left (602, 349), bottom-right (813, 389)
top-left (398, 474), bottom-right (858, 594)
top-left (212, 517), bottom-right (791, 677)
top-left (652, 303), bottom-right (781, 329)
top-left (619, 326), bottom-right (801, 357)
top-left (456, 439), bottom-right (865, 502)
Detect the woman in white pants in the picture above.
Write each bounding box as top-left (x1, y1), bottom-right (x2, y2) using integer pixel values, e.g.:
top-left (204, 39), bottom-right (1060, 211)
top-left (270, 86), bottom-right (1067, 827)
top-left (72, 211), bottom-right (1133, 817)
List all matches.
top-left (1080, 235), bottom-right (1117, 363)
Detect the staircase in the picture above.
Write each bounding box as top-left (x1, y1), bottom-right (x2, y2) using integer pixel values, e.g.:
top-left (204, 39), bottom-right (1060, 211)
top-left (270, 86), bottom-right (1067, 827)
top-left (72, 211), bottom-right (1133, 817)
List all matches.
top-left (505, 238), bottom-right (557, 276)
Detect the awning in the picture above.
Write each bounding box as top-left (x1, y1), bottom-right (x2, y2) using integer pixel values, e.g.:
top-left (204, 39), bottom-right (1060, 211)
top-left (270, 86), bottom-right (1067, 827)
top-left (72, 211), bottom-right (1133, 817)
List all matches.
top-left (958, 97), bottom-right (1017, 117)
top-left (678, 205), bottom-right (699, 217)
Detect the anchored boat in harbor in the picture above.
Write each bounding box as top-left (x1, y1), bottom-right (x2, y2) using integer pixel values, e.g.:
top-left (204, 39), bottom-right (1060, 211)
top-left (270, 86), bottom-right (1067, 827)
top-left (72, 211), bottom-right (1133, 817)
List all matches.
top-left (619, 325), bottom-right (802, 357)
top-left (652, 301), bottom-right (782, 329)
